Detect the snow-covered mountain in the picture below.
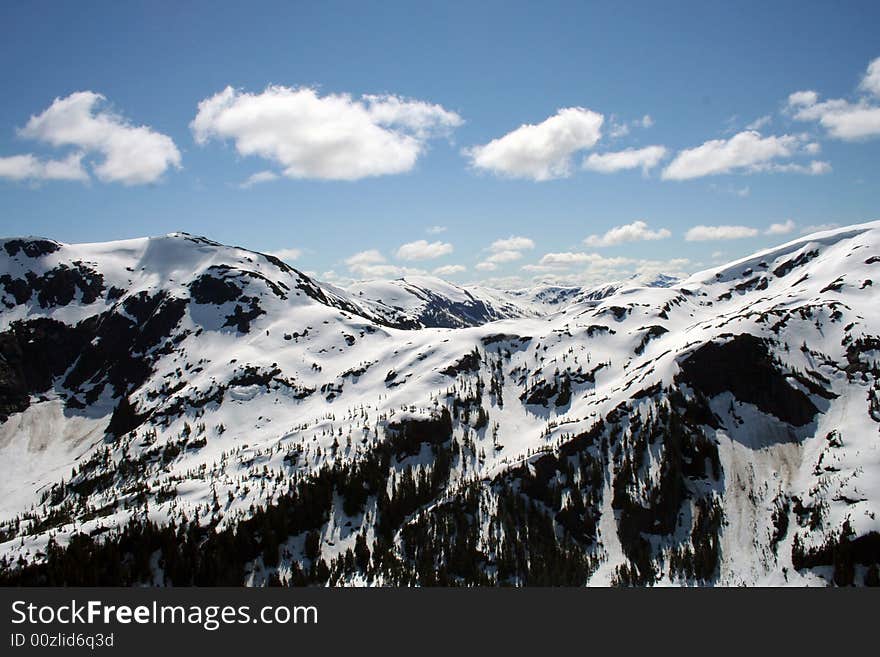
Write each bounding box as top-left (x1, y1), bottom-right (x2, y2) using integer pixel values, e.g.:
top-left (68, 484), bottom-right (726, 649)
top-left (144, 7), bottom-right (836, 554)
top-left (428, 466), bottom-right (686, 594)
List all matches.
top-left (0, 223), bottom-right (878, 586)
top-left (341, 276), bottom-right (539, 328)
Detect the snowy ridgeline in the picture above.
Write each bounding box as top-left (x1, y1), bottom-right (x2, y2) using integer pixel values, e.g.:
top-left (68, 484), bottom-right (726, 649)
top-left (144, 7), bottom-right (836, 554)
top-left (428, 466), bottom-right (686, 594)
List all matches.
top-left (0, 223), bottom-right (878, 586)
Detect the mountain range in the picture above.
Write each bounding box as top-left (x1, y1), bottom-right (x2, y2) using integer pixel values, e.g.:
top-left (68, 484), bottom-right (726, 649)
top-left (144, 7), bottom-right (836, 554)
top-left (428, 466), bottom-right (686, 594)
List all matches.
top-left (0, 222), bottom-right (878, 586)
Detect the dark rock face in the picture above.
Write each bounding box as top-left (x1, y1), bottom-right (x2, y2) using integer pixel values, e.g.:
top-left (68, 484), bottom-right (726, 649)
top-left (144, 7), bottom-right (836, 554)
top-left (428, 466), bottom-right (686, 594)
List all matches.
top-left (35, 264), bottom-right (105, 307)
top-left (773, 249), bottom-right (819, 278)
top-left (64, 293), bottom-right (188, 405)
top-left (1, 263), bottom-right (104, 309)
top-left (676, 334), bottom-right (819, 426)
top-left (3, 239), bottom-right (61, 258)
top-left (480, 333), bottom-right (530, 346)
top-left (0, 275), bottom-right (31, 306)
top-left (189, 273), bottom-right (242, 304)
top-left (441, 350), bottom-right (481, 377)
top-left (521, 379), bottom-right (559, 406)
top-left (634, 325), bottom-right (668, 355)
top-left (0, 318), bottom-right (94, 420)
top-left (386, 409), bottom-right (453, 458)
top-left (223, 301), bottom-right (264, 333)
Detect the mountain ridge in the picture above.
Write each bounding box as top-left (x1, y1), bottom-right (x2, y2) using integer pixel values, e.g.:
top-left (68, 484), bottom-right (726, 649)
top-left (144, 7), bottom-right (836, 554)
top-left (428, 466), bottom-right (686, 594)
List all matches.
top-left (1, 221), bottom-right (878, 586)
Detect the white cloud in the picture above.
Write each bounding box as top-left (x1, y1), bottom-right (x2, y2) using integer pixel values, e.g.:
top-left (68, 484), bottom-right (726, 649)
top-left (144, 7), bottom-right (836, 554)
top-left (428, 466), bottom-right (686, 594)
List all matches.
top-left (609, 120), bottom-right (629, 138)
top-left (464, 107), bottom-right (603, 181)
top-left (765, 219), bottom-right (796, 235)
top-left (609, 114), bottom-right (653, 137)
top-left (485, 250), bottom-right (523, 264)
top-left (17, 91), bottom-right (181, 185)
top-left (786, 58), bottom-right (880, 140)
top-left (534, 252), bottom-right (606, 267)
top-left (426, 225), bottom-right (447, 234)
top-left (191, 85), bottom-right (462, 181)
top-left (474, 235), bottom-right (536, 270)
top-left (859, 56), bottom-right (880, 98)
top-left (433, 264), bottom-right (466, 276)
top-left (489, 236), bottom-right (535, 252)
top-left (745, 115), bottom-right (771, 131)
top-left (662, 131), bottom-right (801, 180)
top-left (788, 94), bottom-right (880, 140)
top-left (239, 170), bottom-right (279, 188)
top-left (468, 274), bottom-right (529, 289)
top-left (800, 222), bottom-right (839, 235)
top-left (395, 239), bottom-right (453, 261)
top-left (0, 152), bottom-right (88, 182)
top-left (584, 220), bottom-right (671, 247)
top-left (362, 94), bottom-right (463, 139)
top-left (752, 160), bottom-right (831, 175)
top-left (345, 249), bottom-right (386, 268)
top-left (583, 145), bottom-right (667, 174)
top-left (788, 90), bottom-right (819, 107)
top-left (344, 248), bottom-right (428, 279)
top-left (519, 251), bottom-right (690, 287)
top-left (268, 247), bottom-right (302, 262)
top-left (684, 224), bottom-right (760, 241)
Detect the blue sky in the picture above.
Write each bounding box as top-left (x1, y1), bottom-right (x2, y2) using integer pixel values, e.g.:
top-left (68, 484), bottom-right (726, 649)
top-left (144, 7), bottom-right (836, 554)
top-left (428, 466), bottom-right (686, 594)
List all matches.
top-left (1, 0), bottom-right (879, 288)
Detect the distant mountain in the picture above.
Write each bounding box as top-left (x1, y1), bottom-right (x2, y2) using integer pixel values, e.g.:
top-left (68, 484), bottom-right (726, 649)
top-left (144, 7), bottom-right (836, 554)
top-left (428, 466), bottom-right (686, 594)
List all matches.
top-left (341, 276), bottom-right (538, 328)
top-left (1, 223), bottom-right (878, 586)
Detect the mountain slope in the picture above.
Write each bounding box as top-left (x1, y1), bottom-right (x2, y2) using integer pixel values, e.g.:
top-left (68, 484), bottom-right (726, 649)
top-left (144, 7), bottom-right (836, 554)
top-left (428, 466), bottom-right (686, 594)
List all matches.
top-left (0, 223), bottom-right (878, 586)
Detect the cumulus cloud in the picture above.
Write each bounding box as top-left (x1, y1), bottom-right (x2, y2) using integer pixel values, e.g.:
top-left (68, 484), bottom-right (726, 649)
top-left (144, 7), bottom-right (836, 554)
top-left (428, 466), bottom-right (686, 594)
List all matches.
top-left (787, 92), bottom-right (880, 140)
top-left (752, 160), bottom-right (831, 175)
top-left (395, 239), bottom-right (453, 260)
top-left (583, 145), bottom-right (667, 174)
top-left (662, 131), bottom-right (802, 180)
top-left (464, 107), bottom-right (603, 181)
top-left (15, 91), bottom-right (181, 185)
top-left (362, 94), bottom-right (463, 139)
top-left (433, 264), bottom-right (466, 276)
top-left (344, 249), bottom-right (429, 279)
top-left (532, 252), bottom-right (607, 267)
top-left (745, 115), bottom-right (772, 131)
top-left (485, 250), bottom-right (523, 264)
top-left (0, 152), bottom-right (88, 183)
top-left (489, 236), bottom-right (535, 252)
top-left (684, 224), bottom-right (760, 241)
top-left (520, 251), bottom-right (690, 287)
top-left (268, 247), bottom-right (302, 262)
top-left (583, 220), bottom-right (671, 247)
top-left (473, 235), bottom-right (536, 270)
top-left (609, 114), bottom-right (654, 138)
top-left (786, 57), bottom-right (880, 140)
top-left (788, 91), bottom-right (818, 107)
top-left (861, 56), bottom-right (880, 97)
top-left (426, 225), bottom-right (447, 234)
top-left (191, 85), bottom-right (462, 181)
top-left (345, 249), bottom-right (386, 268)
top-left (240, 170), bottom-right (279, 188)
top-left (765, 219), bottom-right (796, 235)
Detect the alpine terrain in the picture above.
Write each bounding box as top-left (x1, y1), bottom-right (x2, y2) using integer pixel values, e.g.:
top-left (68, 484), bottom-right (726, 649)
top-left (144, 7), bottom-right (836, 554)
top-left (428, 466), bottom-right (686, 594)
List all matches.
top-left (0, 222), bottom-right (878, 586)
